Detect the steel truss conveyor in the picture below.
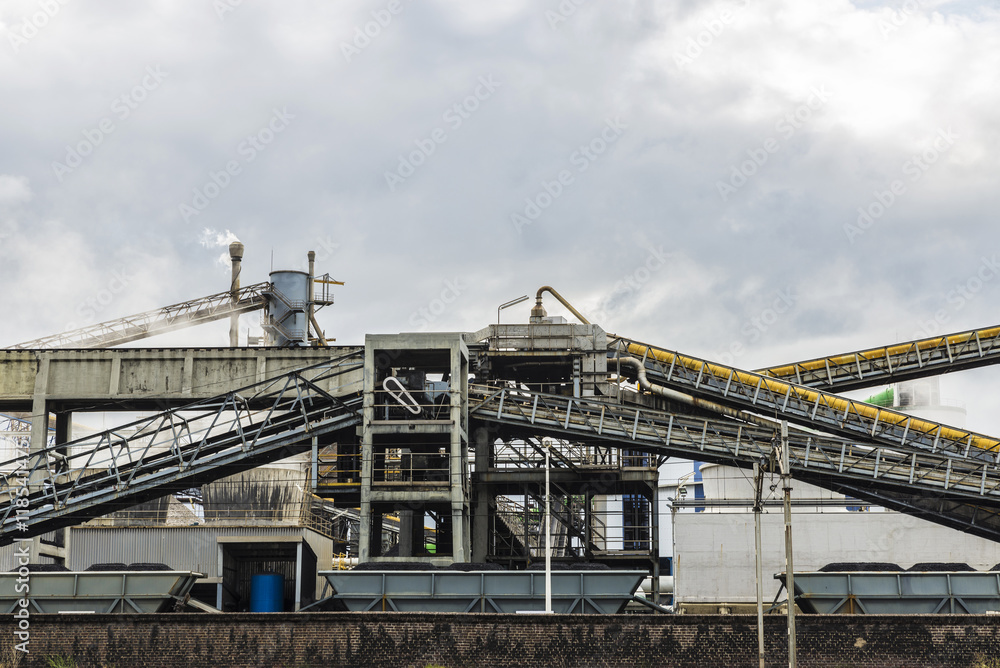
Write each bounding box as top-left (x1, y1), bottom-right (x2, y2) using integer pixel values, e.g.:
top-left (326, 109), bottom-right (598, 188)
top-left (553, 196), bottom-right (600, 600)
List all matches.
top-left (611, 337), bottom-right (1000, 465)
top-left (8, 282), bottom-right (272, 349)
top-left (469, 385), bottom-right (1000, 542)
top-left (755, 325), bottom-right (1000, 393)
top-left (0, 351), bottom-right (364, 546)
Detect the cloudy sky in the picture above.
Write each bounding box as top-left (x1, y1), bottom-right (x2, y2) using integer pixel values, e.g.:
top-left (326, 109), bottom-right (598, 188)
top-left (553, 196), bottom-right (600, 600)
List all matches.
top-left (1, 1), bottom-right (999, 431)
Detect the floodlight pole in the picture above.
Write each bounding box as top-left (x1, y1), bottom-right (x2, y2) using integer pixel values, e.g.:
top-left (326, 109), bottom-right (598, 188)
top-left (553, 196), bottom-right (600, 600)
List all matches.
top-left (545, 442), bottom-right (552, 614)
top-left (498, 295), bottom-right (530, 325)
top-left (781, 420), bottom-right (797, 668)
top-left (754, 461), bottom-right (766, 668)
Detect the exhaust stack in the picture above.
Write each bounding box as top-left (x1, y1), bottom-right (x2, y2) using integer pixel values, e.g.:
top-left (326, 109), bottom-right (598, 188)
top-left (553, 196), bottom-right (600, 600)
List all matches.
top-left (229, 241), bottom-right (245, 347)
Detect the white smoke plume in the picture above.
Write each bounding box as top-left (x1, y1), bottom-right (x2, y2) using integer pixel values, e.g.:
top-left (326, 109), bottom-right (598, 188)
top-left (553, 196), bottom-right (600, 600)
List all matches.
top-left (199, 228), bottom-right (241, 268)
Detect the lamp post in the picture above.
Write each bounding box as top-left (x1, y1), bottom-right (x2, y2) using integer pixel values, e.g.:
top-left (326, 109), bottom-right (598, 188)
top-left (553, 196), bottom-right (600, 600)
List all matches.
top-left (545, 439), bottom-right (552, 614)
top-left (498, 295), bottom-right (529, 325)
top-left (754, 461), bottom-right (766, 668)
top-left (780, 421), bottom-right (796, 668)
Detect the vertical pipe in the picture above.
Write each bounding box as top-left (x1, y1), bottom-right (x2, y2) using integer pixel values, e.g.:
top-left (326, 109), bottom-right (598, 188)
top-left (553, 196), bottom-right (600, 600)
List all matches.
top-left (782, 421), bottom-right (797, 668)
top-left (294, 541), bottom-right (303, 612)
top-left (670, 502), bottom-right (679, 610)
top-left (523, 499), bottom-right (529, 562)
top-left (229, 242), bottom-right (244, 348)
top-left (307, 250), bottom-right (316, 343)
top-left (754, 462), bottom-right (766, 668)
top-left (311, 436), bottom-right (318, 491)
top-left (652, 485), bottom-right (660, 606)
top-left (216, 545), bottom-right (224, 610)
top-left (545, 444), bottom-right (552, 614)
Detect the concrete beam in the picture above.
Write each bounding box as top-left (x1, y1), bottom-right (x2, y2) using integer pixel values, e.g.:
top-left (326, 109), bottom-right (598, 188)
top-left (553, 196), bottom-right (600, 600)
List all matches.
top-left (0, 347), bottom-right (363, 410)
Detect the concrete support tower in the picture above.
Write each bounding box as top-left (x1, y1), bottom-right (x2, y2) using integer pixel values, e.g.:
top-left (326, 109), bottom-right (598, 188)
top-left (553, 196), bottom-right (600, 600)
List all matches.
top-left (359, 333), bottom-right (470, 565)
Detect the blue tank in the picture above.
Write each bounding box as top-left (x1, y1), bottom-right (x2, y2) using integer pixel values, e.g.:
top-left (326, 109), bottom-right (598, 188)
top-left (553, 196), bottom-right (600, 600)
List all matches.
top-left (250, 573), bottom-right (284, 612)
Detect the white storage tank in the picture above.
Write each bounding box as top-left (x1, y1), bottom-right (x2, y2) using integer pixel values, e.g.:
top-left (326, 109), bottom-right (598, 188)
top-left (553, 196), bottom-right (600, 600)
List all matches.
top-left (266, 270), bottom-right (310, 347)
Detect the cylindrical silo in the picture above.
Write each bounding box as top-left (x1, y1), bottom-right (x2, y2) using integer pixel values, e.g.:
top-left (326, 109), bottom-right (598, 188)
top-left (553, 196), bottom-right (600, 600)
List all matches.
top-left (266, 270), bottom-right (310, 347)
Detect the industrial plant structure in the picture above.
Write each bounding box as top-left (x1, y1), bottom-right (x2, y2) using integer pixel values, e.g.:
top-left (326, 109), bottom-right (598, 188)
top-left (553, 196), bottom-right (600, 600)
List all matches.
top-left (3, 245), bottom-right (1000, 614)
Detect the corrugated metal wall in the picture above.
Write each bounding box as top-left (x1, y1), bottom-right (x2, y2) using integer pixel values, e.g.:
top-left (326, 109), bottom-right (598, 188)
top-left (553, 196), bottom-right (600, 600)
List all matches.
top-left (67, 526), bottom-right (308, 577)
top-left (202, 468), bottom-right (306, 521)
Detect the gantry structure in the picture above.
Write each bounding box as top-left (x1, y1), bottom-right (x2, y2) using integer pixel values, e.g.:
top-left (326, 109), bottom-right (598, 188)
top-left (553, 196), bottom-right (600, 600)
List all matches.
top-left (4, 275), bottom-right (1000, 590)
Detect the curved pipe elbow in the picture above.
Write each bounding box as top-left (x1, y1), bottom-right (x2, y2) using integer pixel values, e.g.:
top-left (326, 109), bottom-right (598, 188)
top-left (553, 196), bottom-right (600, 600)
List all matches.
top-left (534, 286), bottom-right (591, 325)
top-left (613, 355), bottom-right (778, 429)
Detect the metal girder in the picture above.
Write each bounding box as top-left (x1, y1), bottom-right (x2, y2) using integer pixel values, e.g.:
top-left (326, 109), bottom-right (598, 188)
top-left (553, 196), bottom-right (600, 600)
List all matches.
top-left (754, 325), bottom-right (1000, 392)
top-left (0, 351), bottom-right (364, 545)
top-left (0, 413), bottom-right (52, 446)
top-left (610, 337), bottom-right (1000, 465)
top-left (468, 386), bottom-right (1000, 511)
top-left (6, 281), bottom-right (272, 349)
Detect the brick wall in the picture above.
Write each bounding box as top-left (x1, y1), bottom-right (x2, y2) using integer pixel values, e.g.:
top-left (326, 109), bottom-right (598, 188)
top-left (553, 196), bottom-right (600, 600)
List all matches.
top-left (2, 613), bottom-right (1000, 667)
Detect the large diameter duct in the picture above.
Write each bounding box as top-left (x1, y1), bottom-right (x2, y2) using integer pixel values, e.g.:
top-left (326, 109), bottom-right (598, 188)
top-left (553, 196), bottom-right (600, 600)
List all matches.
top-left (229, 242), bottom-right (244, 347)
top-left (615, 356), bottom-right (779, 431)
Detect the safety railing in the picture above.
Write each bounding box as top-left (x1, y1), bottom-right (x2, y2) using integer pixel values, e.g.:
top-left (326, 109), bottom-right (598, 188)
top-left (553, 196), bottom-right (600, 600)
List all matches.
top-left (317, 448), bottom-right (361, 484)
top-left (468, 383), bottom-right (1000, 508)
top-left (373, 448), bottom-right (450, 484)
top-left (371, 391), bottom-right (457, 422)
top-left (493, 494), bottom-right (646, 557)
top-left (491, 438), bottom-right (655, 471)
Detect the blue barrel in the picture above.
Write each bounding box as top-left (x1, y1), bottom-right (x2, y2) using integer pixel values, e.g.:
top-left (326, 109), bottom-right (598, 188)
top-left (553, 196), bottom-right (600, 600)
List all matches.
top-left (250, 573), bottom-right (284, 612)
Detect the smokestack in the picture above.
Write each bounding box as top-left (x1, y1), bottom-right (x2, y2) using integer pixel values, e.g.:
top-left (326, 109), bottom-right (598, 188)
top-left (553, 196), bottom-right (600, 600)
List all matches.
top-left (307, 250), bottom-right (315, 340)
top-left (229, 241), bottom-right (244, 347)
top-left (306, 250), bottom-right (328, 347)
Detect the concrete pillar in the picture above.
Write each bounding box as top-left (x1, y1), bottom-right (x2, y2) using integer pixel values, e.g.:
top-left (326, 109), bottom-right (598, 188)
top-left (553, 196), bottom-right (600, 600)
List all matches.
top-left (471, 427), bottom-right (491, 563)
top-left (448, 342), bottom-right (470, 563)
top-left (358, 499), bottom-right (372, 561)
top-left (29, 375), bottom-right (69, 563)
top-left (182, 353), bottom-right (194, 395)
top-left (54, 411), bottom-right (71, 445)
top-left (28, 356), bottom-right (49, 490)
top-left (368, 512), bottom-right (383, 558)
top-left (108, 356), bottom-right (122, 396)
top-left (359, 345), bottom-right (375, 562)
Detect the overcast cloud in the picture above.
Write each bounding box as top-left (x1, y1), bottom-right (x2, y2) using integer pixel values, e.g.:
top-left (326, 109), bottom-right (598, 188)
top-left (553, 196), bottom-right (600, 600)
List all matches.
top-left (1, 1), bottom-right (998, 431)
